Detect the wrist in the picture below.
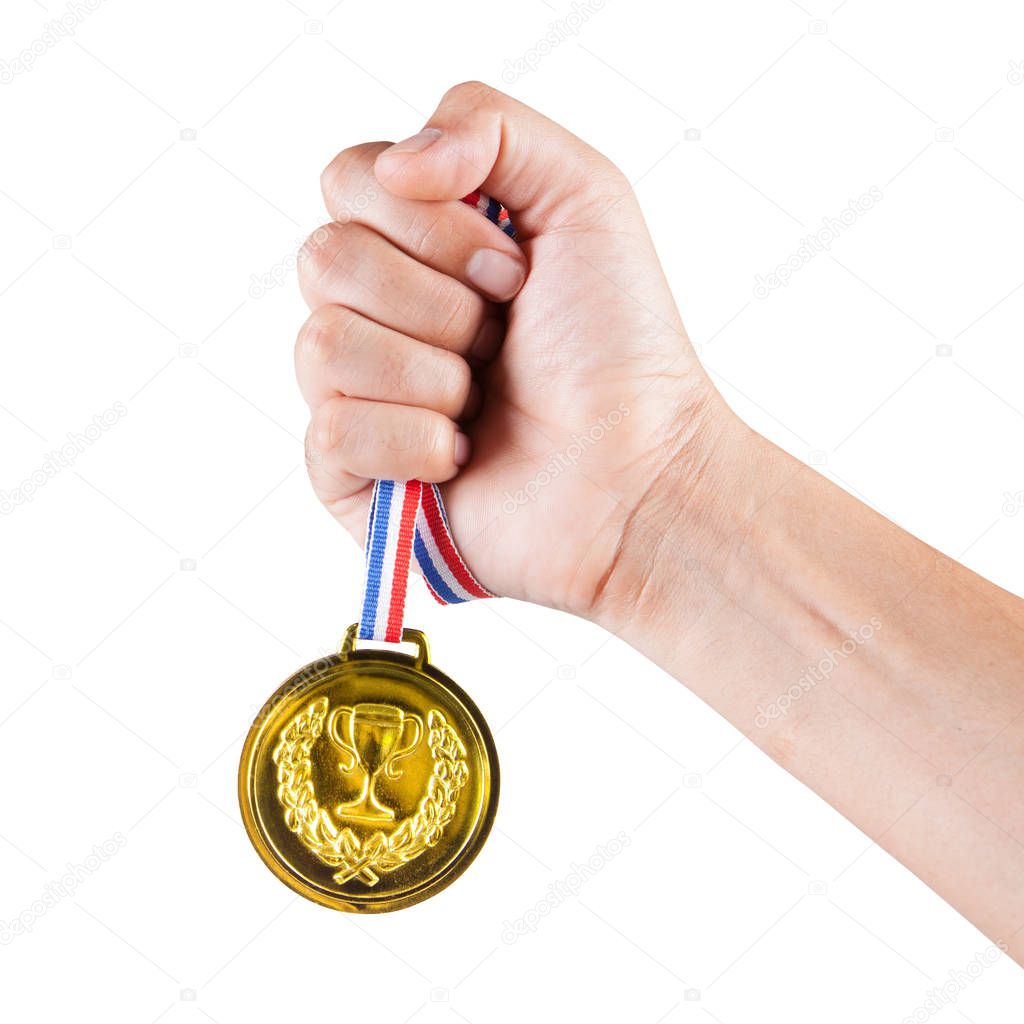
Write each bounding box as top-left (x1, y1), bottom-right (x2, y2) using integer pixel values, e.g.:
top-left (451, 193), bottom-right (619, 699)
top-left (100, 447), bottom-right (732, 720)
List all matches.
top-left (588, 401), bottom-right (775, 651)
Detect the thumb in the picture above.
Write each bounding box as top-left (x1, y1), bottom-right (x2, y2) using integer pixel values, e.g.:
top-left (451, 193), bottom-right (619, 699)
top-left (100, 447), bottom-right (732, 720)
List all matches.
top-left (373, 81), bottom-right (624, 237)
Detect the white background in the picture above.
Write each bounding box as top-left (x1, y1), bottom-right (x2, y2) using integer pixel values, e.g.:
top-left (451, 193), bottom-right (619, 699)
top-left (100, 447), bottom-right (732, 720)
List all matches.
top-left (1, 0), bottom-right (1023, 1020)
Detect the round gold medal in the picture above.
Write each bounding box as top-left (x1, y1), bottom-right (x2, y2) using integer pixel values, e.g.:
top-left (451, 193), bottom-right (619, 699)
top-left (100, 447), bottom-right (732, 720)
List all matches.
top-left (239, 625), bottom-right (499, 913)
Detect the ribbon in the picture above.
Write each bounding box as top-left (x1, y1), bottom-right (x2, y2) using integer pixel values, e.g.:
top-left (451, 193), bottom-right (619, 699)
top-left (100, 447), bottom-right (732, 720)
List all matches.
top-left (357, 193), bottom-right (513, 641)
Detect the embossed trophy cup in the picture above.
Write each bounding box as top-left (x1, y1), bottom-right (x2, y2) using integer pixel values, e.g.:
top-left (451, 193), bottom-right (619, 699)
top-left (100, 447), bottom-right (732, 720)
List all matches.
top-left (327, 703), bottom-right (422, 824)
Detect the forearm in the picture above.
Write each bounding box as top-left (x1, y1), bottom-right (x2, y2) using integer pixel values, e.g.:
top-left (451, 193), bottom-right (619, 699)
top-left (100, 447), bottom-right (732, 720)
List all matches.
top-left (597, 413), bottom-right (1024, 962)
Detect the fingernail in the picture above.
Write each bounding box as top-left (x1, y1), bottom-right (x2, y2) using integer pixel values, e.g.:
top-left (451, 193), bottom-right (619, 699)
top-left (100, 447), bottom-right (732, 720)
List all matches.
top-left (470, 318), bottom-right (504, 362)
top-left (383, 127), bottom-right (442, 156)
top-left (454, 431), bottom-right (471, 466)
top-left (466, 248), bottom-right (525, 302)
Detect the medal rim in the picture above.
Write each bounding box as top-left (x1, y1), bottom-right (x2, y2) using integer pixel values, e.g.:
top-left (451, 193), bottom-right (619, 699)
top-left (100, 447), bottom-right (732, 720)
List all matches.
top-left (238, 635), bottom-right (499, 913)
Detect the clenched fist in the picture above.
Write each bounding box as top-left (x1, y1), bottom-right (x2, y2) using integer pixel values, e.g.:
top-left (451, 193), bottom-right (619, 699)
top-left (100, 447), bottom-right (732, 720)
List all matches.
top-left (295, 81), bottom-right (727, 624)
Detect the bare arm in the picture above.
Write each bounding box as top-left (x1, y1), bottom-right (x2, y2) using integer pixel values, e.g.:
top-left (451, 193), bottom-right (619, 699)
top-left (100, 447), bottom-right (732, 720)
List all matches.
top-left (596, 414), bottom-right (1024, 962)
top-left (300, 82), bottom-right (1024, 964)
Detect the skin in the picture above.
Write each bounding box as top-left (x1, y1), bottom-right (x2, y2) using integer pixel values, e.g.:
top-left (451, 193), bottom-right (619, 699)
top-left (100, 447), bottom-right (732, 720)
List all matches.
top-left (296, 82), bottom-right (1024, 965)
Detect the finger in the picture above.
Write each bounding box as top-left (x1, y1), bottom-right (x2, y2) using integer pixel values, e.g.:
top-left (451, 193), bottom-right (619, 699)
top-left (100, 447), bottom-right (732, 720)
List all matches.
top-left (295, 304), bottom-right (473, 420)
top-left (306, 395), bottom-right (469, 507)
top-left (298, 220), bottom-right (496, 354)
top-left (373, 81), bottom-right (627, 237)
top-left (321, 142), bottom-right (527, 302)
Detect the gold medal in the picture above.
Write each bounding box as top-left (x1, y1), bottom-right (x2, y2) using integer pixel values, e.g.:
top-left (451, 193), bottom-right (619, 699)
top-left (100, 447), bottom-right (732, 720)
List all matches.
top-left (241, 193), bottom-right (514, 911)
top-left (239, 624), bottom-right (499, 913)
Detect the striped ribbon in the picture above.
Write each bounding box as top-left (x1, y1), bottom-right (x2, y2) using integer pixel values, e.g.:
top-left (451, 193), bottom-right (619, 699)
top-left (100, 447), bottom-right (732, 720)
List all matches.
top-left (357, 192), bottom-right (513, 642)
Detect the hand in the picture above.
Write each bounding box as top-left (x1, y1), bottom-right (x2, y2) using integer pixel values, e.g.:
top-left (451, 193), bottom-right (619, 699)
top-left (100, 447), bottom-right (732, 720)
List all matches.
top-left (296, 82), bottom-right (1024, 965)
top-left (296, 81), bottom-right (730, 620)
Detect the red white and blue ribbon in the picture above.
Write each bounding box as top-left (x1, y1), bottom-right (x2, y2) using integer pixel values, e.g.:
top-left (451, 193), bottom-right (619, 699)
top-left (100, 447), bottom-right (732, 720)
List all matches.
top-left (357, 193), bottom-right (513, 642)
top-left (462, 189), bottom-right (515, 237)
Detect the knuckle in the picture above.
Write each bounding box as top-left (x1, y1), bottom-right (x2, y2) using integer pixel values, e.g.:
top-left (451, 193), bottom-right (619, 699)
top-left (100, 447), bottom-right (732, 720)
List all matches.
top-left (577, 148), bottom-right (630, 203)
top-left (295, 307), bottom-right (334, 368)
top-left (442, 80), bottom-right (497, 110)
top-left (298, 221), bottom-right (372, 294)
top-left (594, 154), bottom-right (629, 192)
top-left (296, 306), bottom-right (361, 369)
top-left (298, 222), bottom-right (341, 291)
top-left (308, 396), bottom-right (350, 459)
top-left (304, 418), bottom-right (327, 479)
top-left (320, 142), bottom-right (385, 218)
top-left (555, 155), bottom-right (631, 223)
top-left (299, 222), bottom-right (336, 269)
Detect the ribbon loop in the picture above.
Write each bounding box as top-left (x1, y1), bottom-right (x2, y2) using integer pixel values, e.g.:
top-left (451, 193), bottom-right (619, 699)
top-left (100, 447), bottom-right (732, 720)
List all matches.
top-left (357, 194), bottom-right (513, 642)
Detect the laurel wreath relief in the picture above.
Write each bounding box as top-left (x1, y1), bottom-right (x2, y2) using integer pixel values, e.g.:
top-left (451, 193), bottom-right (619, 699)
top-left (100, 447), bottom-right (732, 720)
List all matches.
top-left (272, 697), bottom-right (469, 886)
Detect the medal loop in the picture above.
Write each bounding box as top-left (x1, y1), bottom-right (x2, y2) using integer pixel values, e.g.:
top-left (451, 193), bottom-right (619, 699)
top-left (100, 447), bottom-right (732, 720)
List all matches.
top-left (340, 623), bottom-right (431, 670)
